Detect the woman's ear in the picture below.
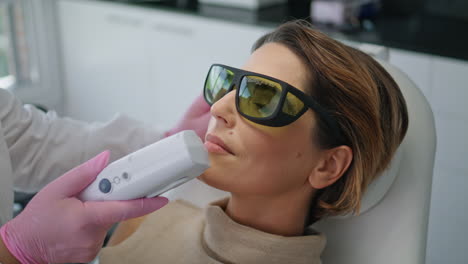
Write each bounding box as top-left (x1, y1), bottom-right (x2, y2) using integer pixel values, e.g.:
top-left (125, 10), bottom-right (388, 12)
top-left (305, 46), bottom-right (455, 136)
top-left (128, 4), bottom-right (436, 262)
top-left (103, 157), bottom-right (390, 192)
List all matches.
top-left (308, 145), bottom-right (353, 189)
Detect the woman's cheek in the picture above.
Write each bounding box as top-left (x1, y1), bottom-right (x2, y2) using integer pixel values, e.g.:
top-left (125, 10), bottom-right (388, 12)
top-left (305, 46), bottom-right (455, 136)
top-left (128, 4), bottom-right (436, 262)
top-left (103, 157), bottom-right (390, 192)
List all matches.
top-left (242, 118), bottom-right (288, 136)
top-left (197, 160), bottom-right (239, 187)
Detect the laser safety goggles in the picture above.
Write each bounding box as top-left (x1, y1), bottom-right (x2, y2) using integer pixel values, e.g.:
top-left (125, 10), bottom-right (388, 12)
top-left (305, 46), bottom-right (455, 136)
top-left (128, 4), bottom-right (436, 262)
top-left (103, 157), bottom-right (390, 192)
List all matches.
top-left (203, 64), bottom-right (343, 140)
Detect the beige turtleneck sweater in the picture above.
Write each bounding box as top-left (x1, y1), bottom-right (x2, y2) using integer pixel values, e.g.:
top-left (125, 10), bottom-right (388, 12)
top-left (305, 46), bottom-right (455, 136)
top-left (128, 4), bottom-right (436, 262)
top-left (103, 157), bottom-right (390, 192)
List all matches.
top-left (99, 199), bottom-right (326, 264)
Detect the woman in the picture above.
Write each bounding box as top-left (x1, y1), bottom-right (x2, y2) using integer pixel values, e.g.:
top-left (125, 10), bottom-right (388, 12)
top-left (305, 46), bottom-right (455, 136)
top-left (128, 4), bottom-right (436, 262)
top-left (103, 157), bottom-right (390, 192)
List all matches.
top-left (99, 20), bottom-right (408, 264)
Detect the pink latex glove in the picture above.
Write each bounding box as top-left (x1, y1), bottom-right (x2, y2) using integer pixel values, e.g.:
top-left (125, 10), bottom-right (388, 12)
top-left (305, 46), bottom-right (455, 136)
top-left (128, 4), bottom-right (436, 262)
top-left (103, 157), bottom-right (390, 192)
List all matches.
top-left (0, 151), bottom-right (168, 264)
top-left (165, 94), bottom-right (211, 140)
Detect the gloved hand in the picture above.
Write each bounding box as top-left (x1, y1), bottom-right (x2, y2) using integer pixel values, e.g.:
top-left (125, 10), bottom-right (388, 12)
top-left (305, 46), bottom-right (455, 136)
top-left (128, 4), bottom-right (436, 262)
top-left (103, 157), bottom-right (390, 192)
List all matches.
top-left (0, 151), bottom-right (168, 264)
top-left (165, 94), bottom-right (211, 140)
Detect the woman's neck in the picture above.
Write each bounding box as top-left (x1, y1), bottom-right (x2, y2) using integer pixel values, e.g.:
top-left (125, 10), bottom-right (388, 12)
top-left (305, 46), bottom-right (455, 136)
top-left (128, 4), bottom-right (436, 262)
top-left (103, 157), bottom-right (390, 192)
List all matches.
top-left (224, 188), bottom-right (314, 237)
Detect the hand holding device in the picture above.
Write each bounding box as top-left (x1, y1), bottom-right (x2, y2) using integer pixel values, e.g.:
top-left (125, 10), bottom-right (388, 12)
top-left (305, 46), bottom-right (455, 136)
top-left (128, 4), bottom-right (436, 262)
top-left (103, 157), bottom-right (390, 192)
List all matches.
top-left (165, 94), bottom-right (211, 140)
top-left (79, 130), bottom-right (210, 201)
top-left (0, 151), bottom-right (168, 264)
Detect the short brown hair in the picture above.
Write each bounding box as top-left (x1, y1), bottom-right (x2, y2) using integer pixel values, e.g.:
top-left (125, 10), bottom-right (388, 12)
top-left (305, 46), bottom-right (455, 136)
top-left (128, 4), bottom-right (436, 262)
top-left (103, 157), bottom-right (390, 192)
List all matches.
top-left (253, 20), bottom-right (409, 224)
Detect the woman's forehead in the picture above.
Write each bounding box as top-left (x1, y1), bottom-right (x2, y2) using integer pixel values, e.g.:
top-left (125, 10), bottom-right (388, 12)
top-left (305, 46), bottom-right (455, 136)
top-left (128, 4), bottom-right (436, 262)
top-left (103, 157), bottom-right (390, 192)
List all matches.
top-left (241, 42), bottom-right (310, 93)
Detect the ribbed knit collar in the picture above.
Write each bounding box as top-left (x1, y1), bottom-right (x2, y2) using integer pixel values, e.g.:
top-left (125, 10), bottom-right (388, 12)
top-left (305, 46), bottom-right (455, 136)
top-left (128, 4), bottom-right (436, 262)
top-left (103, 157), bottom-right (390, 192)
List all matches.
top-left (202, 198), bottom-right (326, 264)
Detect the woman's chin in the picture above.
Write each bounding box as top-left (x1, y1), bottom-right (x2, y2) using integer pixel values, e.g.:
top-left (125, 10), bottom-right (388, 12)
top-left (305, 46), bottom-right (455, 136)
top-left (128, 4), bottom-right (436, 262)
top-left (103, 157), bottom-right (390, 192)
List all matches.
top-left (197, 170), bottom-right (231, 192)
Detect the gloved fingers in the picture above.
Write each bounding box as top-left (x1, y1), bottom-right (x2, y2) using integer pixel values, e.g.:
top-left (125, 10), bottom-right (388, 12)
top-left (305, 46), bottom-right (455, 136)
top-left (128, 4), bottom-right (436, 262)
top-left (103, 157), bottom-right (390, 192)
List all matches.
top-left (196, 112), bottom-right (211, 141)
top-left (41, 151), bottom-right (110, 199)
top-left (84, 196), bottom-right (169, 225)
top-left (186, 94), bottom-right (210, 118)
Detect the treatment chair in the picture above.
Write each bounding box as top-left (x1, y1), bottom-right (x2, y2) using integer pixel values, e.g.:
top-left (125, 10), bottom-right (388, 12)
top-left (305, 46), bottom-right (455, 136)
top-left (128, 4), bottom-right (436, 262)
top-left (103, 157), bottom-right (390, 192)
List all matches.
top-left (164, 60), bottom-right (437, 264)
top-left (312, 60), bottom-right (437, 264)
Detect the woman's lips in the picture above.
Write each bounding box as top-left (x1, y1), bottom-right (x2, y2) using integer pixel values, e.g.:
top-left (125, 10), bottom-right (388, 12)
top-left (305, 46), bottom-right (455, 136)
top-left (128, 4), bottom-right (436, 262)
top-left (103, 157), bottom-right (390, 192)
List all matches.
top-left (205, 134), bottom-right (235, 155)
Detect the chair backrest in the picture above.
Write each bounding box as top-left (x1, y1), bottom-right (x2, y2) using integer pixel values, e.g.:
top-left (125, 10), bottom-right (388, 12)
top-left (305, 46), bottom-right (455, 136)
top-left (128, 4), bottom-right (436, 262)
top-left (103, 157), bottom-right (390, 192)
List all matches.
top-left (312, 60), bottom-right (436, 264)
top-left (164, 61), bottom-right (436, 264)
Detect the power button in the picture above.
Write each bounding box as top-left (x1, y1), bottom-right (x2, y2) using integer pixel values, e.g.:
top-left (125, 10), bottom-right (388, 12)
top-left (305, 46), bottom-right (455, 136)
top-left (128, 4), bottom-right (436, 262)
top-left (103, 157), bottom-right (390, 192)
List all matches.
top-left (99, 178), bottom-right (112, 193)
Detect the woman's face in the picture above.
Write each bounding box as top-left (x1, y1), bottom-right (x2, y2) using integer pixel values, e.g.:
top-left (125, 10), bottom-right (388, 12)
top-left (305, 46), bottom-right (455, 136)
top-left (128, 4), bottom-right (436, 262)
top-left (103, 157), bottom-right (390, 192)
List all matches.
top-left (199, 42), bottom-right (324, 197)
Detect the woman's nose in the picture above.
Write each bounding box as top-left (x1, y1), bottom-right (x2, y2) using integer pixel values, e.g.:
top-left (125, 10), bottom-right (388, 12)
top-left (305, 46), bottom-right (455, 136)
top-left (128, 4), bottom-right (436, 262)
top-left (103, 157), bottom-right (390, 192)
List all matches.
top-left (210, 90), bottom-right (236, 128)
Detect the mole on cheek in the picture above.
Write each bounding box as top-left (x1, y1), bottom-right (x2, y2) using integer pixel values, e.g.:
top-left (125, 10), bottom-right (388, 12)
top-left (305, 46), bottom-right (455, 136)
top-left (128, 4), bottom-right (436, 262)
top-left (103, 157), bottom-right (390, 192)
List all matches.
top-left (295, 152), bottom-right (302, 158)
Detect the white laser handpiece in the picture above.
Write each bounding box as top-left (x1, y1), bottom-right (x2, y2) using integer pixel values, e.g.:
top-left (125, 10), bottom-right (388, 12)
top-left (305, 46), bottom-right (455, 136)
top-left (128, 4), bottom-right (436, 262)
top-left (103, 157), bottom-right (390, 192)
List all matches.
top-left (79, 130), bottom-right (210, 201)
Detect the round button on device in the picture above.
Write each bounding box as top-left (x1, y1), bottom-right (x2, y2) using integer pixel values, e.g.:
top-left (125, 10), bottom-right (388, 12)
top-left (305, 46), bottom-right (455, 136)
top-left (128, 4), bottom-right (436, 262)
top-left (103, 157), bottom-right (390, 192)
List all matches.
top-left (99, 178), bottom-right (112, 193)
top-left (113, 177), bottom-right (120, 184)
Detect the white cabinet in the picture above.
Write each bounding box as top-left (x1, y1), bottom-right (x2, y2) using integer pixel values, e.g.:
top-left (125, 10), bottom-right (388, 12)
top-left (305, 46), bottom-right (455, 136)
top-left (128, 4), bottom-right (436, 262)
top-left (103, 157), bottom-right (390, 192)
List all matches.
top-left (426, 59), bottom-right (468, 264)
top-left (425, 56), bottom-right (468, 172)
top-left (146, 11), bottom-right (269, 128)
top-left (431, 57), bottom-right (468, 118)
top-left (58, 0), bottom-right (269, 129)
top-left (427, 165), bottom-right (468, 264)
top-left (59, 0), bottom-right (155, 122)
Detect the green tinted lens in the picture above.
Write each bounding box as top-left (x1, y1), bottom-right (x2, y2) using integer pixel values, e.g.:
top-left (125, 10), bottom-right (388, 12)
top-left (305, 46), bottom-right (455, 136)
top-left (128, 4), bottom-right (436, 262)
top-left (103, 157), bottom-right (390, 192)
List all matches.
top-left (238, 76), bottom-right (282, 118)
top-left (282, 92), bottom-right (305, 116)
top-left (205, 66), bottom-right (234, 104)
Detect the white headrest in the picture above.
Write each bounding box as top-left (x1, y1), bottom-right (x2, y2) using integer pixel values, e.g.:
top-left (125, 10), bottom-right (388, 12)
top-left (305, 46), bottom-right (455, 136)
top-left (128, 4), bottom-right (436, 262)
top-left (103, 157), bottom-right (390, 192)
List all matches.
top-left (332, 147), bottom-right (402, 219)
top-left (359, 147), bottom-right (402, 214)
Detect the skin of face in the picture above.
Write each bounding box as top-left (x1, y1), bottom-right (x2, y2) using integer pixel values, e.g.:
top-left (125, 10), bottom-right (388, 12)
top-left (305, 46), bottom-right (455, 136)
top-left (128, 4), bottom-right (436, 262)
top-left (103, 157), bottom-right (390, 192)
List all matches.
top-left (199, 42), bottom-right (348, 236)
top-left (200, 42), bottom-right (319, 193)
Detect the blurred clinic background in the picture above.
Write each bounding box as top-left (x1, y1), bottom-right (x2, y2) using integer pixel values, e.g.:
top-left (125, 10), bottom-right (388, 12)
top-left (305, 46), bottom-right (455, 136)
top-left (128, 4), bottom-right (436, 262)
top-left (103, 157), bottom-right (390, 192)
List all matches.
top-left (0, 0), bottom-right (467, 263)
